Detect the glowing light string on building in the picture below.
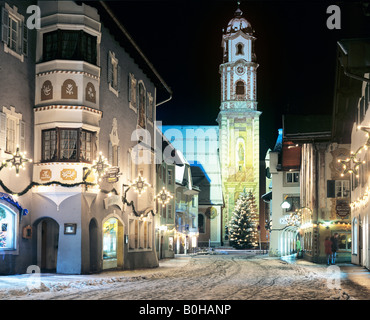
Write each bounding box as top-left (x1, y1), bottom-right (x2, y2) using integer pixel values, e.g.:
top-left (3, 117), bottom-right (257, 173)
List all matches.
top-left (130, 174), bottom-right (151, 197)
top-left (0, 150), bottom-right (156, 219)
top-left (154, 187), bottom-right (173, 208)
top-left (91, 152), bottom-right (111, 182)
top-left (338, 125), bottom-right (370, 209)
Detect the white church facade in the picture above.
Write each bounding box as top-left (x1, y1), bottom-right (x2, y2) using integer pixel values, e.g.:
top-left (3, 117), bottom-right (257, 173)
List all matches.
top-left (162, 5), bottom-right (261, 246)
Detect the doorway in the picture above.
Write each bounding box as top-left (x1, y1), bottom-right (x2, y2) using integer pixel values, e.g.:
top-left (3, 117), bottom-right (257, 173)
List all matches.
top-left (102, 217), bottom-right (124, 270)
top-left (89, 218), bottom-right (99, 273)
top-left (37, 218), bottom-right (59, 273)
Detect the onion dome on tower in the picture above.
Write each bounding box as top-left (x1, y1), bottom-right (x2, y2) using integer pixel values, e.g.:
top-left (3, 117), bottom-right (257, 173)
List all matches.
top-left (224, 4), bottom-right (254, 36)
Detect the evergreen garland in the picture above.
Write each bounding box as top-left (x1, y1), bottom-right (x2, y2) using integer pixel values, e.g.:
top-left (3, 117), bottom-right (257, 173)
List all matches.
top-left (229, 190), bottom-right (259, 249)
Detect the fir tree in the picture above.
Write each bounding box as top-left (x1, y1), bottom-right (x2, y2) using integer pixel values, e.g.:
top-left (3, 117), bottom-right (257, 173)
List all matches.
top-left (229, 190), bottom-right (259, 249)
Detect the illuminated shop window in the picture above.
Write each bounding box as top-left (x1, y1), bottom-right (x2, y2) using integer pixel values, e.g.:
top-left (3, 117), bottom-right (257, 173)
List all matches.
top-left (0, 205), bottom-right (16, 250)
top-left (336, 231), bottom-right (351, 251)
top-left (103, 218), bottom-right (117, 260)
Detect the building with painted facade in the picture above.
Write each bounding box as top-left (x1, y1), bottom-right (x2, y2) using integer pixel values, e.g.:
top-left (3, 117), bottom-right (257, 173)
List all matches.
top-left (0, 0), bottom-right (172, 274)
top-left (332, 38), bottom-right (370, 269)
top-left (284, 115), bottom-right (352, 264)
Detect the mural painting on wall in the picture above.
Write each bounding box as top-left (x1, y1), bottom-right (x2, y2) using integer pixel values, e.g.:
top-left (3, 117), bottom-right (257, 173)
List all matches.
top-left (61, 79), bottom-right (78, 99)
top-left (138, 83), bottom-right (146, 129)
top-left (85, 82), bottom-right (96, 103)
top-left (60, 168), bottom-right (77, 181)
top-left (147, 92), bottom-right (153, 122)
top-left (40, 169), bottom-right (52, 181)
top-left (41, 80), bottom-right (53, 101)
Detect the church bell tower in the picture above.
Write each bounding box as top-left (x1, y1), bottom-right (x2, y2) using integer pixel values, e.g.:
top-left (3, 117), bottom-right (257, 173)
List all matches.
top-left (217, 4), bottom-right (261, 244)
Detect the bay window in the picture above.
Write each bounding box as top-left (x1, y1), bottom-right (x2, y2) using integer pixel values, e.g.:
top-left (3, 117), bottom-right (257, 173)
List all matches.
top-left (43, 30), bottom-right (97, 65)
top-left (42, 128), bottom-right (95, 162)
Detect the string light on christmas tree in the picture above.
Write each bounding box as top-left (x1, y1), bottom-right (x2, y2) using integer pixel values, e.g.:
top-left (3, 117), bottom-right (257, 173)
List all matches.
top-left (91, 152), bottom-right (110, 182)
top-left (229, 190), bottom-right (259, 249)
top-left (154, 187), bottom-right (173, 207)
top-left (6, 147), bottom-right (32, 177)
top-left (131, 174), bottom-right (150, 197)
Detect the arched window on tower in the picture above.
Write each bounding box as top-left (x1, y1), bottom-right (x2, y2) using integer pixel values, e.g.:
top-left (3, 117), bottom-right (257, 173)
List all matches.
top-left (236, 43), bottom-right (244, 55)
top-left (235, 81), bottom-right (245, 95)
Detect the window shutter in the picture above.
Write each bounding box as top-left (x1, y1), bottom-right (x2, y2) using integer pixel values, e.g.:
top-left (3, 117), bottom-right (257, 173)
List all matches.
top-left (107, 53), bottom-right (113, 85)
top-left (1, 7), bottom-right (9, 44)
top-left (117, 64), bottom-right (121, 92)
top-left (22, 22), bottom-right (28, 56)
top-left (0, 112), bottom-right (7, 151)
top-left (19, 120), bottom-right (25, 151)
top-left (327, 180), bottom-right (335, 198)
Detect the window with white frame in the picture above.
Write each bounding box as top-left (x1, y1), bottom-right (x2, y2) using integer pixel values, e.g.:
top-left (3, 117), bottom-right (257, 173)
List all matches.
top-left (128, 218), bottom-right (152, 251)
top-left (0, 106), bottom-right (25, 155)
top-left (167, 202), bottom-right (172, 219)
top-left (335, 180), bottom-right (350, 198)
top-left (167, 168), bottom-right (173, 186)
top-left (108, 51), bottom-right (120, 96)
top-left (1, 4), bottom-right (28, 61)
top-left (286, 171), bottom-right (299, 184)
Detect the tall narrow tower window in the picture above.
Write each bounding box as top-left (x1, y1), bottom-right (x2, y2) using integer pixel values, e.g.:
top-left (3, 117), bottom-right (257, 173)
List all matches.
top-left (235, 81), bottom-right (245, 95)
top-left (236, 43), bottom-right (244, 55)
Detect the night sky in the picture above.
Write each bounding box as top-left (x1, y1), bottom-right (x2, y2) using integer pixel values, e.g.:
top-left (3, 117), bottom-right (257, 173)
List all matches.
top-left (110, 0), bottom-right (370, 153)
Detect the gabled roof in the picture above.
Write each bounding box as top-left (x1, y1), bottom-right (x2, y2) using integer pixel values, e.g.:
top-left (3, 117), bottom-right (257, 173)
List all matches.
top-left (83, 1), bottom-right (172, 96)
top-left (283, 114), bottom-right (332, 143)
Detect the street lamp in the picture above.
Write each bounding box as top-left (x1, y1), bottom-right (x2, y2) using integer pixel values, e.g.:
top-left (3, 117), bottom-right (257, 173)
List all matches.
top-left (281, 196), bottom-right (291, 210)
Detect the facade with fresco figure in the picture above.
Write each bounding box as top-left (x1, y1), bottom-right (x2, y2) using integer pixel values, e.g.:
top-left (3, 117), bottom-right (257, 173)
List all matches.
top-left (217, 5), bottom-right (260, 244)
top-left (283, 115), bottom-right (352, 264)
top-left (0, 0), bottom-right (172, 274)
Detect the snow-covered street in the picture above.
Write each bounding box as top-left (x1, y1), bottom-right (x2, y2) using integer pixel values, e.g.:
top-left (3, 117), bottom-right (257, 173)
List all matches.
top-left (0, 252), bottom-right (369, 300)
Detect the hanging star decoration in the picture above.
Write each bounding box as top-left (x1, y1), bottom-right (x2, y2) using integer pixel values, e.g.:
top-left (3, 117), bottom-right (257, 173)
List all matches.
top-left (154, 187), bottom-right (173, 208)
top-left (337, 125), bottom-right (370, 177)
top-left (5, 147), bottom-right (32, 176)
top-left (130, 174), bottom-right (150, 197)
top-left (338, 150), bottom-right (364, 177)
top-left (91, 152), bottom-right (110, 182)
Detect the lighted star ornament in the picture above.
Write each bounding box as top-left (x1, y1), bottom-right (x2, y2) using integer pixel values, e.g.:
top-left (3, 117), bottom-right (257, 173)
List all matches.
top-left (154, 187), bottom-right (173, 208)
top-left (338, 151), bottom-right (364, 177)
top-left (5, 147), bottom-right (32, 176)
top-left (337, 125), bottom-right (370, 177)
top-left (131, 174), bottom-right (151, 197)
top-left (91, 152), bottom-right (110, 182)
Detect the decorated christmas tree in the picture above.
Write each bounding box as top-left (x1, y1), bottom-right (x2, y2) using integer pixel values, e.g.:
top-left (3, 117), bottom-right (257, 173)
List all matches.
top-left (229, 190), bottom-right (259, 249)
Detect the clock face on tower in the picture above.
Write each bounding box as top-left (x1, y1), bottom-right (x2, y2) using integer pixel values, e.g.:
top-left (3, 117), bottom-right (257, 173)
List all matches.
top-left (236, 65), bottom-right (245, 76)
